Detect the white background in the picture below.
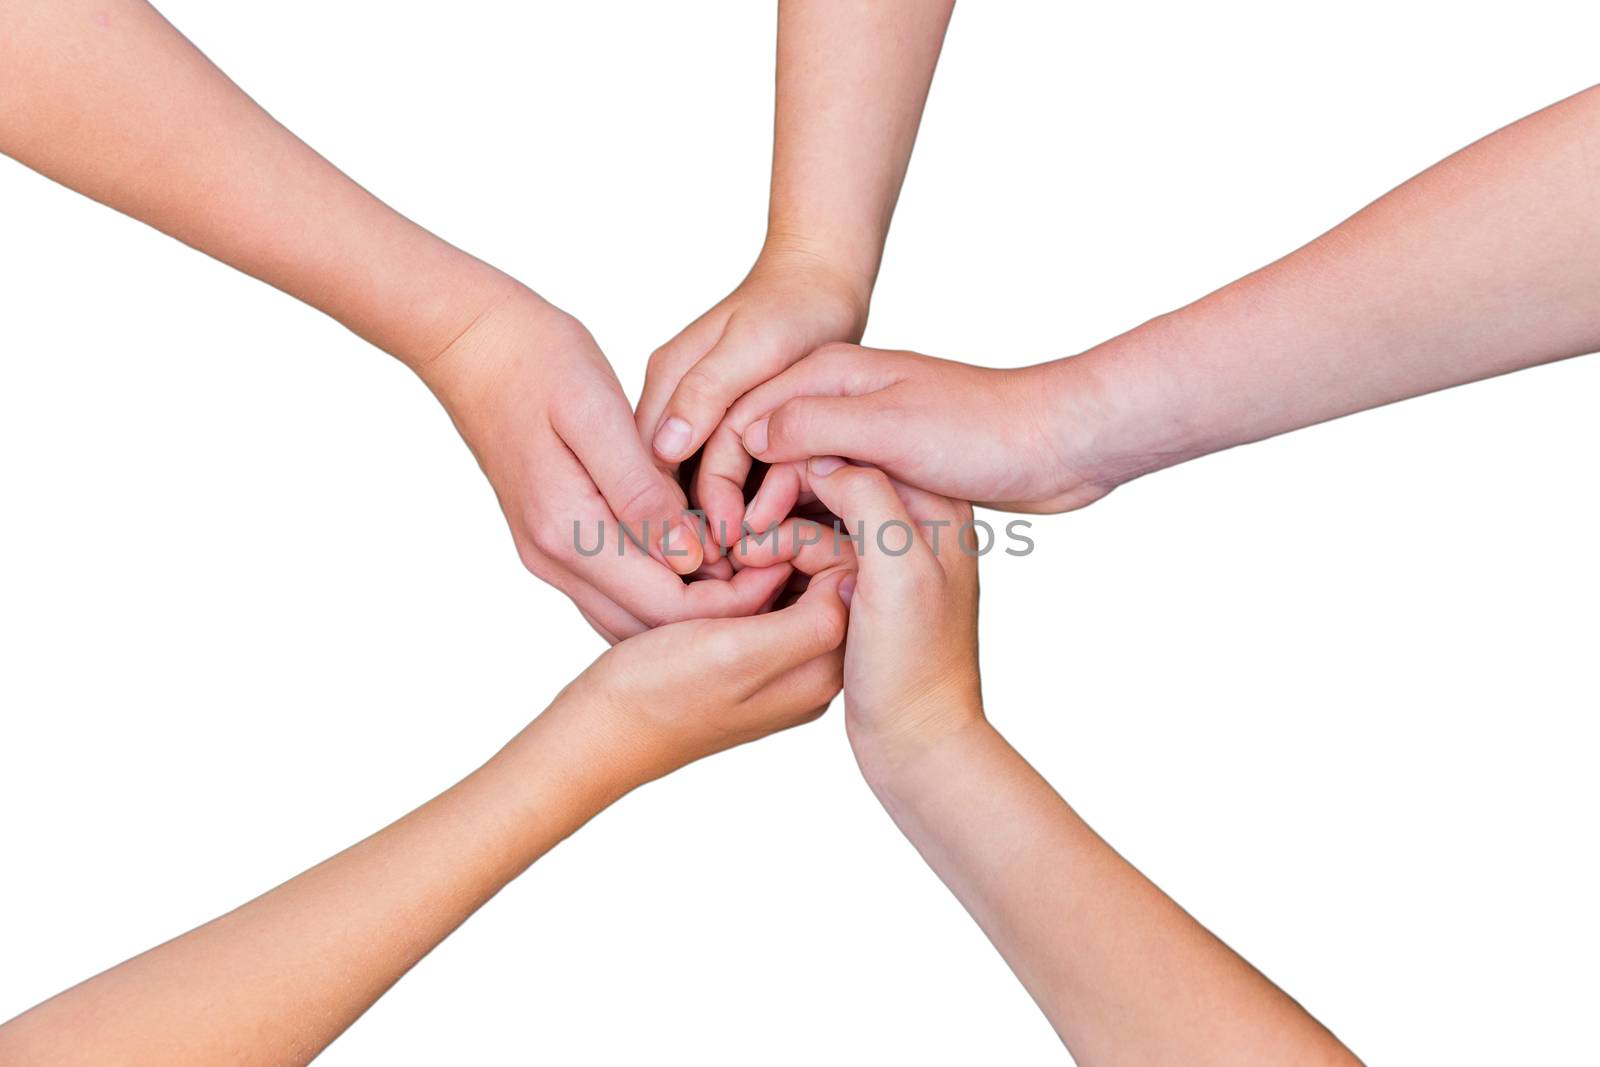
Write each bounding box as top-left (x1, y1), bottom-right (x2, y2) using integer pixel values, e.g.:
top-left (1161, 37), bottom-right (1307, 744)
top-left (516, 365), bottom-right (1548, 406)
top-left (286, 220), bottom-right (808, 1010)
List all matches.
top-left (2, 2), bottom-right (1597, 1063)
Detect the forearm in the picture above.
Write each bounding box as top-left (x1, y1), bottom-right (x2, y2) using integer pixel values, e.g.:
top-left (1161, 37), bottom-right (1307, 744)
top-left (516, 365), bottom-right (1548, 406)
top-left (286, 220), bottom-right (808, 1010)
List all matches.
top-left (0, 698), bottom-right (633, 1066)
top-left (1052, 84), bottom-right (1600, 490)
top-left (765, 0), bottom-right (954, 296)
top-left (0, 0), bottom-right (514, 370)
top-left (856, 718), bottom-right (1357, 1066)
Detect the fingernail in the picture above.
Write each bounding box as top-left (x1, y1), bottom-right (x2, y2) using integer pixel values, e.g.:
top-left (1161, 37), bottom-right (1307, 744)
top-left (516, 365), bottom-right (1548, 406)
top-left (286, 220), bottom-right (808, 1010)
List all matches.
top-left (654, 416), bottom-right (692, 460)
top-left (744, 417), bottom-right (769, 454)
top-left (838, 573), bottom-right (856, 608)
top-left (809, 455), bottom-right (845, 477)
top-left (663, 517), bottom-right (702, 574)
top-left (743, 472), bottom-right (772, 529)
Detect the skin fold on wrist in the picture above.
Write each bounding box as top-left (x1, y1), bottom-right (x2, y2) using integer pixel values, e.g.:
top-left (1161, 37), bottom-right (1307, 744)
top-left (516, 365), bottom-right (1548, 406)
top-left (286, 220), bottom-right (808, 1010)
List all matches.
top-left (758, 229), bottom-right (879, 316)
top-left (1036, 313), bottom-right (1216, 501)
top-left (847, 697), bottom-right (988, 789)
top-left (388, 264), bottom-right (530, 380)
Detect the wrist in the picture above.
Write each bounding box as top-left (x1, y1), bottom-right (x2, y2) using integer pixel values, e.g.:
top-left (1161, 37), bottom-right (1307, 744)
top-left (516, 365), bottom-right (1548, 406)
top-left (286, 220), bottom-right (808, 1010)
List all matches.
top-left (332, 231), bottom-right (521, 377)
top-left (846, 692), bottom-right (985, 786)
top-left (409, 282), bottom-right (578, 408)
top-left (849, 708), bottom-right (993, 798)
top-left (1034, 311), bottom-right (1214, 503)
top-left (757, 230), bottom-right (877, 323)
top-left (476, 691), bottom-right (649, 854)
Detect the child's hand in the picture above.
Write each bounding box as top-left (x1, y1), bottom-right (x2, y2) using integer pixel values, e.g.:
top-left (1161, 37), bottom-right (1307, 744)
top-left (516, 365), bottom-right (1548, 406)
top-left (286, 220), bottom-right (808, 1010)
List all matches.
top-left (697, 344), bottom-right (1117, 540)
top-left (556, 562), bottom-right (854, 788)
top-left (636, 246), bottom-right (869, 491)
top-left (422, 287), bottom-right (787, 641)
top-left (796, 457), bottom-right (984, 769)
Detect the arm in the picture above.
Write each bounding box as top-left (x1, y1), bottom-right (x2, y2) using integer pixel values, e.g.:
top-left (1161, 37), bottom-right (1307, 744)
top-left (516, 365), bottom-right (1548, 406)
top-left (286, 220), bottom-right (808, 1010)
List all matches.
top-left (0, 567), bottom-right (851, 1065)
top-left (0, 711), bottom-right (620, 1065)
top-left (863, 723), bottom-right (1358, 1066)
top-left (0, 0), bottom-right (744, 637)
top-left (637, 0), bottom-right (954, 544)
top-left (725, 85), bottom-right (1600, 514)
top-left (799, 457), bottom-right (1360, 1065)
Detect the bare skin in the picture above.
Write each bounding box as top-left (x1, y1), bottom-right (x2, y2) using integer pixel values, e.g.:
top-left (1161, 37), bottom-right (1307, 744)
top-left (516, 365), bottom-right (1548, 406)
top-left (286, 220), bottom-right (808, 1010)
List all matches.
top-left (799, 459), bottom-right (1362, 1065)
top-left (637, 0), bottom-right (956, 547)
top-left (715, 85), bottom-right (1600, 517)
top-left (0, 568), bottom-right (851, 1065)
top-left (0, 0), bottom-right (761, 641)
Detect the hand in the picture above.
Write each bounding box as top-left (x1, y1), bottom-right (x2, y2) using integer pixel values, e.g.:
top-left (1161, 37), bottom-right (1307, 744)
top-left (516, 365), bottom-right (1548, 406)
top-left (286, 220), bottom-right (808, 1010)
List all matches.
top-left (782, 464), bottom-right (1362, 1067)
top-left (420, 286), bottom-right (788, 641)
top-left (636, 244), bottom-right (870, 531)
top-left (701, 345), bottom-right (1116, 540)
top-left (782, 457), bottom-right (983, 766)
top-left (554, 563), bottom-right (854, 788)
top-left (0, 562), bottom-right (851, 1067)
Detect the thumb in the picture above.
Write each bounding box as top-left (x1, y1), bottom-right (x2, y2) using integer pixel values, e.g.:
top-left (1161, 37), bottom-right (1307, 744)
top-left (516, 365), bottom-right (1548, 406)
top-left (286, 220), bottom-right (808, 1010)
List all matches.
top-left (568, 403), bottom-right (705, 576)
top-left (652, 315), bottom-right (803, 463)
top-left (743, 394), bottom-right (887, 466)
top-left (802, 457), bottom-right (930, 580)
top-left (710, 565), bottom-right (853, 685)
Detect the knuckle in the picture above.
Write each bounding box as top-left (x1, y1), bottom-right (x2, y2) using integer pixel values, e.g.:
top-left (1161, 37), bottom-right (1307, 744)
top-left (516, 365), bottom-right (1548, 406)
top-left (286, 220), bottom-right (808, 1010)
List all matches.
top-left (636, 605), bottom-right (673, 630)
top-left (700, 623), bottom-right (749, 673)
top-left (673, 364), bottom-right (731, 412)
top-left (528, 514), bottom-right (572, 561)
top-left (610, 467), bottom-right (674, 524)
top-left (516, 538), bottom-right (548, 575)
top-left (768, 397), bottom-right (810, 446)
top-left (811, 601), bottom-right (848, 650)
top-left (645, 342), bottom-right (681, 378)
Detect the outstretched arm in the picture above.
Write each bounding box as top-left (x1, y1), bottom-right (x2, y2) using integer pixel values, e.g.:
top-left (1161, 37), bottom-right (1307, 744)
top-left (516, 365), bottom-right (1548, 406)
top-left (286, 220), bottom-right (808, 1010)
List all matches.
top-left (859, 719), bottom-right (1359, 1066)
top-left (0, 568), bottom-right (850, 1065)
top-left (0, 0), bottom-right (503, 376)
top-left (0, 0), bottom-right (747, 637)
top-left (727, 85), bottom-right (1600, 515)
top-left (799, 457), bottom-right (1360, 1064)
top-left (1054, 81), bottom-right (1600, 494)
top-left (0, 709), bottom-right (622, 1066)
top-left (638, 0), bottom-right (955, 544)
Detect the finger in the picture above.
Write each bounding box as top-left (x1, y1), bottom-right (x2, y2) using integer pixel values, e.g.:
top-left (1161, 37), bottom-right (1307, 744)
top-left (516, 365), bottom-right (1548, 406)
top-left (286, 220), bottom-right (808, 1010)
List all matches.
top-left (741, 461), bottom-right (803, 537)
top-left (752, 458), bottom-right (934, 532)
top-left (882, 477), bottom-right (974, 572)
top-left (696, 343), bottom-right (894, 543)
top-left (802, 457), bottom-right (934, 574)
top-left (701, 565), bottom-right (852, 689)
top-left (720, 342), bottom-right (899, 435)
top-left (674, 560), bottom-right (795, 622)
top-left (574, 539), bottom-right (795, 628)
top-left (691, 555), bottom-right (735, 581)
top-left (568, 581), bottom-right (642, 641)
top-left (561, 393), bottom-right (705, 576)
top-left (730, 515), bottom-right (860, 577)
top-left (574, 605), bottom-right (621, 646)
top-left (744, 649), bottom-right (845, 734)
top-left (534, 444), bottom-right (758, 625)
top-left (636, 312), bottom-right (726, 472)
top-left (745, 394), bottom-right (900, 468)
top-left (694, 419), bottom-right (756, 549)
top-left (824, 469), bottom-right (973, 582)
top-left (523, 548), bottom-right (645, 641)
top-left (652, 314), bottom-right (804, 464)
